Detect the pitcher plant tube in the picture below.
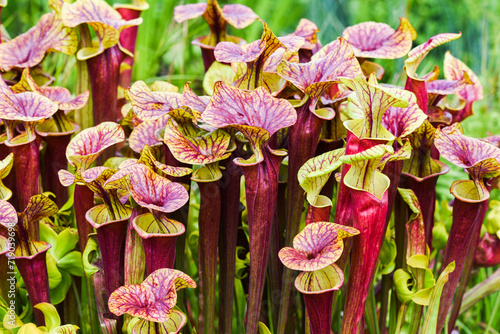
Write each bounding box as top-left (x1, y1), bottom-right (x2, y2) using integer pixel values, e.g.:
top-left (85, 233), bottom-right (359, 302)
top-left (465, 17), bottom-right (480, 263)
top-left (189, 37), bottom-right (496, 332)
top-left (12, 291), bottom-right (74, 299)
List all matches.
top-left (0, 195), bottom-right (58, 325)
top-left (60, 0), bottom-right (143, 131)
top-left (203, 81), bottom-right (296, 333)
top-left (434, 123), bottom-right (500, 333)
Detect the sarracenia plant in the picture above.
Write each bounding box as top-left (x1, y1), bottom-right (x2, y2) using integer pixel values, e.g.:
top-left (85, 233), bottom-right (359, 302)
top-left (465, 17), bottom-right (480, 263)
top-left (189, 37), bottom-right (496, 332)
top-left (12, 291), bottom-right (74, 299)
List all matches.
top-left (115, 0), bottom-right (150, 90)
top-left (442, 51), bottom-right (484, 123)
top-left (2, 2), bottom-right (498, 333)
top-left (59, 122), bottom-right (130, 318)
top-left (336, 74), bottom-right (408, 334)
top-left (404, 32), bottom-right (461, 116)
top-left (276, 38), bottom-right (362, 330)
top-left (434, 123), bottom-right (500, 333)
top-left (203, 81), bottom-right (296, 334)
top-left (11, 69), bottom-right (89, 207)
top-left (163, 109), bottom-right (231, 334)
top-left (0, 196), bottom-right (58, 325)
top-left (0, 75), bottom-right (58, 222)
top-left (59, 0), bottom-right (143, 129)
top-left (174, 0), bottom-right (258, 72)
top-left (215, 20), bottom-right (304, 92)
top-left (279, 222), bottom-right (359, 334)
top-left (109, 268), bottom-right (196, 333)
top-left (105, 160), bottom-right (190, 274)
top-left (124, 81), bottom-right (197, 297)
top-left (475, 200), bottom-right (500, 267)
top-left (401, 120), bottom-right (450, 248)
top-left (59, 121), bottom-right (125, 250)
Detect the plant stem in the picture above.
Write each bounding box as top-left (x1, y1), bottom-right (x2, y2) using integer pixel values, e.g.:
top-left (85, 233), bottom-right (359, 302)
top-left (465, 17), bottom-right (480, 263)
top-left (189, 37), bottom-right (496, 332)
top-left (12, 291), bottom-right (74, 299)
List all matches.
top-left (379, 274), bottom-right (392, 333)
top-left (196, 181), bottom-right (221, 334)
top-left (278, 100), bottom-right (325, 333)
top-left (6, 135), bottom-right (41, 237)
top-left (218, 154), bottom-right (242, 334)
top-left (239, 148), bottom-right (283, 334)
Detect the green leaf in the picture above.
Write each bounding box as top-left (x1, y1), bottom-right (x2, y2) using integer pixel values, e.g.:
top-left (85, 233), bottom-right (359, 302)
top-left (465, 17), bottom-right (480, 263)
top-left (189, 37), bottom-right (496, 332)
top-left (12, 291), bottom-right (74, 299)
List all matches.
top-left (82, 237), bottom-right (100, 277)
top-left (341, 144), bottom-right (393, 198)
top-left (163, 119), bottom-right (231, 166)
top-left (47, 253), bottom-right (63, 289)
top-left (258, 322), bottom-right (272, 334)
top-left (2, 310), bottom-right (23, 329)
top-left (133, 212), bottom-right (184, 237)
top-left (128, 309), bottom-right (187, 333)
top-left (451, 179), bottom-right (489, 202)
top-left (54, 228), bottom-right (79, 261)
top-left (50, 271), bottom-right (72, 306)
top-left (33, 303), bottom-right (60, 331)
top-left (22, 195), bottom-right (59, 226)
top-left (50, 324), bottom-right (79, 334)
top-left (421, 262), bottom-right (456, 333)
top-left (402, 120), bottom-right (445, 179)
top-left (0, 153), bottom-right (13, 201)
top-left (394, 269), bottom-right (415, 303)
top-left (57, 251), bottom-right (84, 277)
top-left (40, 222), bottom-right (58, 255)
top-left (18, 323), bottom-right (44, 334)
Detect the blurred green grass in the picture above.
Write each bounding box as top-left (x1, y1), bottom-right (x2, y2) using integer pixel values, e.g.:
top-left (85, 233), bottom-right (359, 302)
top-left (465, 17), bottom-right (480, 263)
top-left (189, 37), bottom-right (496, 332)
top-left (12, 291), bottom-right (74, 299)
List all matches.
top-left (2, 1), bottom-right (500, 330)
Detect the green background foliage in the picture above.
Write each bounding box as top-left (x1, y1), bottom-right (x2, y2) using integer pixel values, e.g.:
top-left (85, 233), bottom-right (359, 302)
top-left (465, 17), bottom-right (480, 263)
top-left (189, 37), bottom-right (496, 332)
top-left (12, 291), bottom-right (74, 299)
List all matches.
top-left (2, 1), bottom-right (500, 331)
